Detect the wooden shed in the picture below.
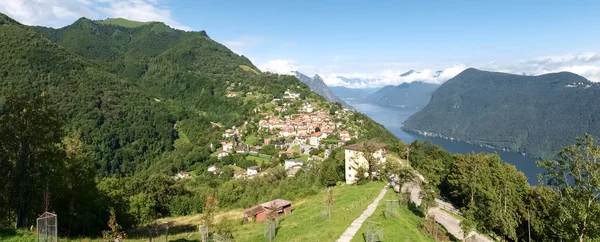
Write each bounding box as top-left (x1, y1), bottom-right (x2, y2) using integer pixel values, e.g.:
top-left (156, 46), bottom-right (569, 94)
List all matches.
top-left (243, 199), bottom-right (292, 222)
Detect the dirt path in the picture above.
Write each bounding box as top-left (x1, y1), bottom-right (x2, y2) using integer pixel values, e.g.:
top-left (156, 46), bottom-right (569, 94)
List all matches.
top-left (336, 184), bottom-right (389, 242)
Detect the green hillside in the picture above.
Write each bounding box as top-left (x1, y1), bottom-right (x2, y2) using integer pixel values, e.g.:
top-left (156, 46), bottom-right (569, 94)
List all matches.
top-left (403, 68), bottom-right (600, 158)
top-left (99, 18), bottom-right (151, 28)
top-left (0, 12), bottom-right (402, 237)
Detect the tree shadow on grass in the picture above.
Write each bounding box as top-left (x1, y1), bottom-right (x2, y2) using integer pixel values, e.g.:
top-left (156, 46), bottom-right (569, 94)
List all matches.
top-left (407, 201), bottom-right (425, 217)
top-left (0, 228), bottom-right (17, 237)
top-left (171, 239), bottom-right (202, 242)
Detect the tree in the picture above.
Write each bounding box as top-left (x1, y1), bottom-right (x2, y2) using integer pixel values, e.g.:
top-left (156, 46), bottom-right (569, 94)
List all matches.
top-left (264, 202), bottom-right (279, 242)
top-left (537, 134), bottom-right (600, 242)
top-left (326, 187), bottom-right (334, 219)
top-left (102, 208), bottom-right (127, 241)
top-left (419, 182), bottom-right (438, 217)
top-left (0, 94), bottom-right (64, 228)
top-left (385, 159), bottom-right (416, 189)
top-left (317, 157), bottom-right (344, 186)
top-left (202, 193), bottom-right (219, 232)
top-left (309, 148), bottom-right (321, 156)
top-left (349, 140), bottom-right (385, 182)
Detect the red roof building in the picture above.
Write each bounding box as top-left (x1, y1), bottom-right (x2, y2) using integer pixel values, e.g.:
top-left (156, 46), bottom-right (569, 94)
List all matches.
top-left (243, 199), bottom-right (292, 222)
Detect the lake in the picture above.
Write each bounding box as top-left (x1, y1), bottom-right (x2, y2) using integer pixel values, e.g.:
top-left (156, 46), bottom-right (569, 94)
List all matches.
top-left (353, 102), bottom-right (545, 185)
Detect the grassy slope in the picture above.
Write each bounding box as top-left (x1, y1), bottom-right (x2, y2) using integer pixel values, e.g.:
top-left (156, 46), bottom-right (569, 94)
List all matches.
top-left (231, 181), bottom-right (385, 242)
top-left (1, 182), bottom-right (385, 242)
top-left (350, 189), bottom-right (436, 242)
top-left (98, 18), bottom-right (151, 28)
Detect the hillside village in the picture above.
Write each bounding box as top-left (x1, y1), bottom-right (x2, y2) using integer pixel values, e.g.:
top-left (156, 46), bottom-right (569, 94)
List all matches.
top-left (178, 89), bottom-right (359, 180)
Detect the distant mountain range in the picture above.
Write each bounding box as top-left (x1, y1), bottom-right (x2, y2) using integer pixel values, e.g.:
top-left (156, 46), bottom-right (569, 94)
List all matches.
top-left (363, 82), bottom-right (440, 108)
top-left (330, 86), bottom-right (380, 102)
top-left (403, 68), bottom-right (600, 158)
top-left (293, 71), bottom-right (350, 107)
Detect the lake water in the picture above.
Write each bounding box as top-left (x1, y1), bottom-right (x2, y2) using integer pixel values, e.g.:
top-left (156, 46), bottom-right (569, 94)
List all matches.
top-left (353, 103), bottom-right (545, 185)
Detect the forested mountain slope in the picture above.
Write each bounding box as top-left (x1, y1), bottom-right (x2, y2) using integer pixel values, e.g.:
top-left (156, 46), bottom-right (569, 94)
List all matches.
top-left (1, 13), bottom-right (398, 176)
top-left (403, 68), bottom-right (600, 158)
top-left (364, 82), bottom-right (439, 108)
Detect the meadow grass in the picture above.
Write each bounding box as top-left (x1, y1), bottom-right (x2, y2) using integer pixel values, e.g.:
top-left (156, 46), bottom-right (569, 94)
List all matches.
top-left (1, 182), bottom-right (385, 242)
top-left (230, 181), bottom-right (385, 242)
top-left (98, 18), bottom-right (151, 28)
top-left (350, 189), bottom-right (436, 242)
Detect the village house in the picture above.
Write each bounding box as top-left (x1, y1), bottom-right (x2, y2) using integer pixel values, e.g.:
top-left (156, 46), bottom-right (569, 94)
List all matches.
top-left (223, 129), bottom-right (235, 138)
top-left (236, 144), bottom-right (249, 154)
top-left (218, 151), bottom-right (229, 159)
top-left (283, 90), bottom-right (300, 99)
top-left (243, 199), bottom-right (293, 222)
top-left (344, 142), bottom-right (387, 184)
top-left (247, 166), bottom-right (260, 176)
top-left (284, 160), bottom-right (304, 170)
top-left (207, 165), bottom-right (221, 175)
top-left (279, 127), bottom-right (296, 137)
top-left (294, 135), bottom-right (307, 144)
top-left (234, 169), bottom-right (247, 179)
top-left (340, 130), bottom-right (350, 138)
top-left (339, 130), bottom-right (353, 142)
top-left (301, 103), bottom-right (314, 113)
top-left (278, 149), bottom-right (295, 158)
top-left (310, 132), bottom-right (327, 146)
top-left (275, 141), bottom-right (287, 149)
top-left (222, 142), bottom-right (233, 152)
top-left (175, 171), bottom-right (190, 179)
top-left (249, 146), bottom-right (261, 155)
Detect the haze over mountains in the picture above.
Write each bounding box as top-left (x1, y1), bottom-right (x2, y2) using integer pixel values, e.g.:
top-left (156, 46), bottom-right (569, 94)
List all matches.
top-left (404, 68), bottom-right (600, 158)
top-left (363, 82), bottom-right (439, 108)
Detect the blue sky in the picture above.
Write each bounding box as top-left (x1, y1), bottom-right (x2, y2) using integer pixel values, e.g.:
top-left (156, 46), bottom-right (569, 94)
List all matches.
top-left (2, 0), bottom-right (600, 87)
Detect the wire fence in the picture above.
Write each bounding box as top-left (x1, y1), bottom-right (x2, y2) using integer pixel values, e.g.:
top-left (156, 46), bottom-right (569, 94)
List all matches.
top-left (37, 212), bottom-right (57, 242)
top-left (365, 221), bottom-right (383, 242)
top-left (385, 200), bottom-right (400, 219)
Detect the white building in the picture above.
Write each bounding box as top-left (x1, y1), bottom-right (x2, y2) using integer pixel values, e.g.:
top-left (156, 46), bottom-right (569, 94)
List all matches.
top-left (344, 142), bottom-right (387, 184)
top-left (283, 90), bottom-right (300, 99)
top-left (222, 142), bottom-right (233, 152)
top-left (309, 132), bottom-right (327, 146)
top-left (301, 103), bottom-right (313, 113)
top-left (284, 160), bottom-right (304, 170)
top-left (175, 171), bottom-right (190, 179)
top-left (247, 166), bottom-right (260, 176)
top-left (218, 151), bottom-right (229, 159)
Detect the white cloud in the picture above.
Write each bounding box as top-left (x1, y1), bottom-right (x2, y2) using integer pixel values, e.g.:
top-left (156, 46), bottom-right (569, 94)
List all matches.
top-left (258, 60), bottom-right (298, 75)
top-left (310, 53), bottom-right (600, 88)
top-left (318, 64), bottom-right (467, 88)
top-left (0, 0), bottom-right (190, 30)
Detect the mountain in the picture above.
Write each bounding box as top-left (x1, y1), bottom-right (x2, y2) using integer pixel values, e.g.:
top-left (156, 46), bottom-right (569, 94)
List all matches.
top-left (1, 14), bottom-right (399, 177)
top-left (400, 70), bottom-right (420, 77)
top-left (363, 82), bottom-right (440, 108)
top-left (403, 68), bottom-right (600, 158)
top-left (0, 13), bottom-right (405, 233)
top-left (4, 15), bottom-right (317, 176)
top-left (293, 71), bottom-right (350, 107)
top-left (330, 86), bottom-right (379, 102)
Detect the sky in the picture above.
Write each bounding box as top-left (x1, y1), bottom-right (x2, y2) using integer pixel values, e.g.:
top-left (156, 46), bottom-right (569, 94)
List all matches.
top-left (1, 0), bottom-right (600, 88)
